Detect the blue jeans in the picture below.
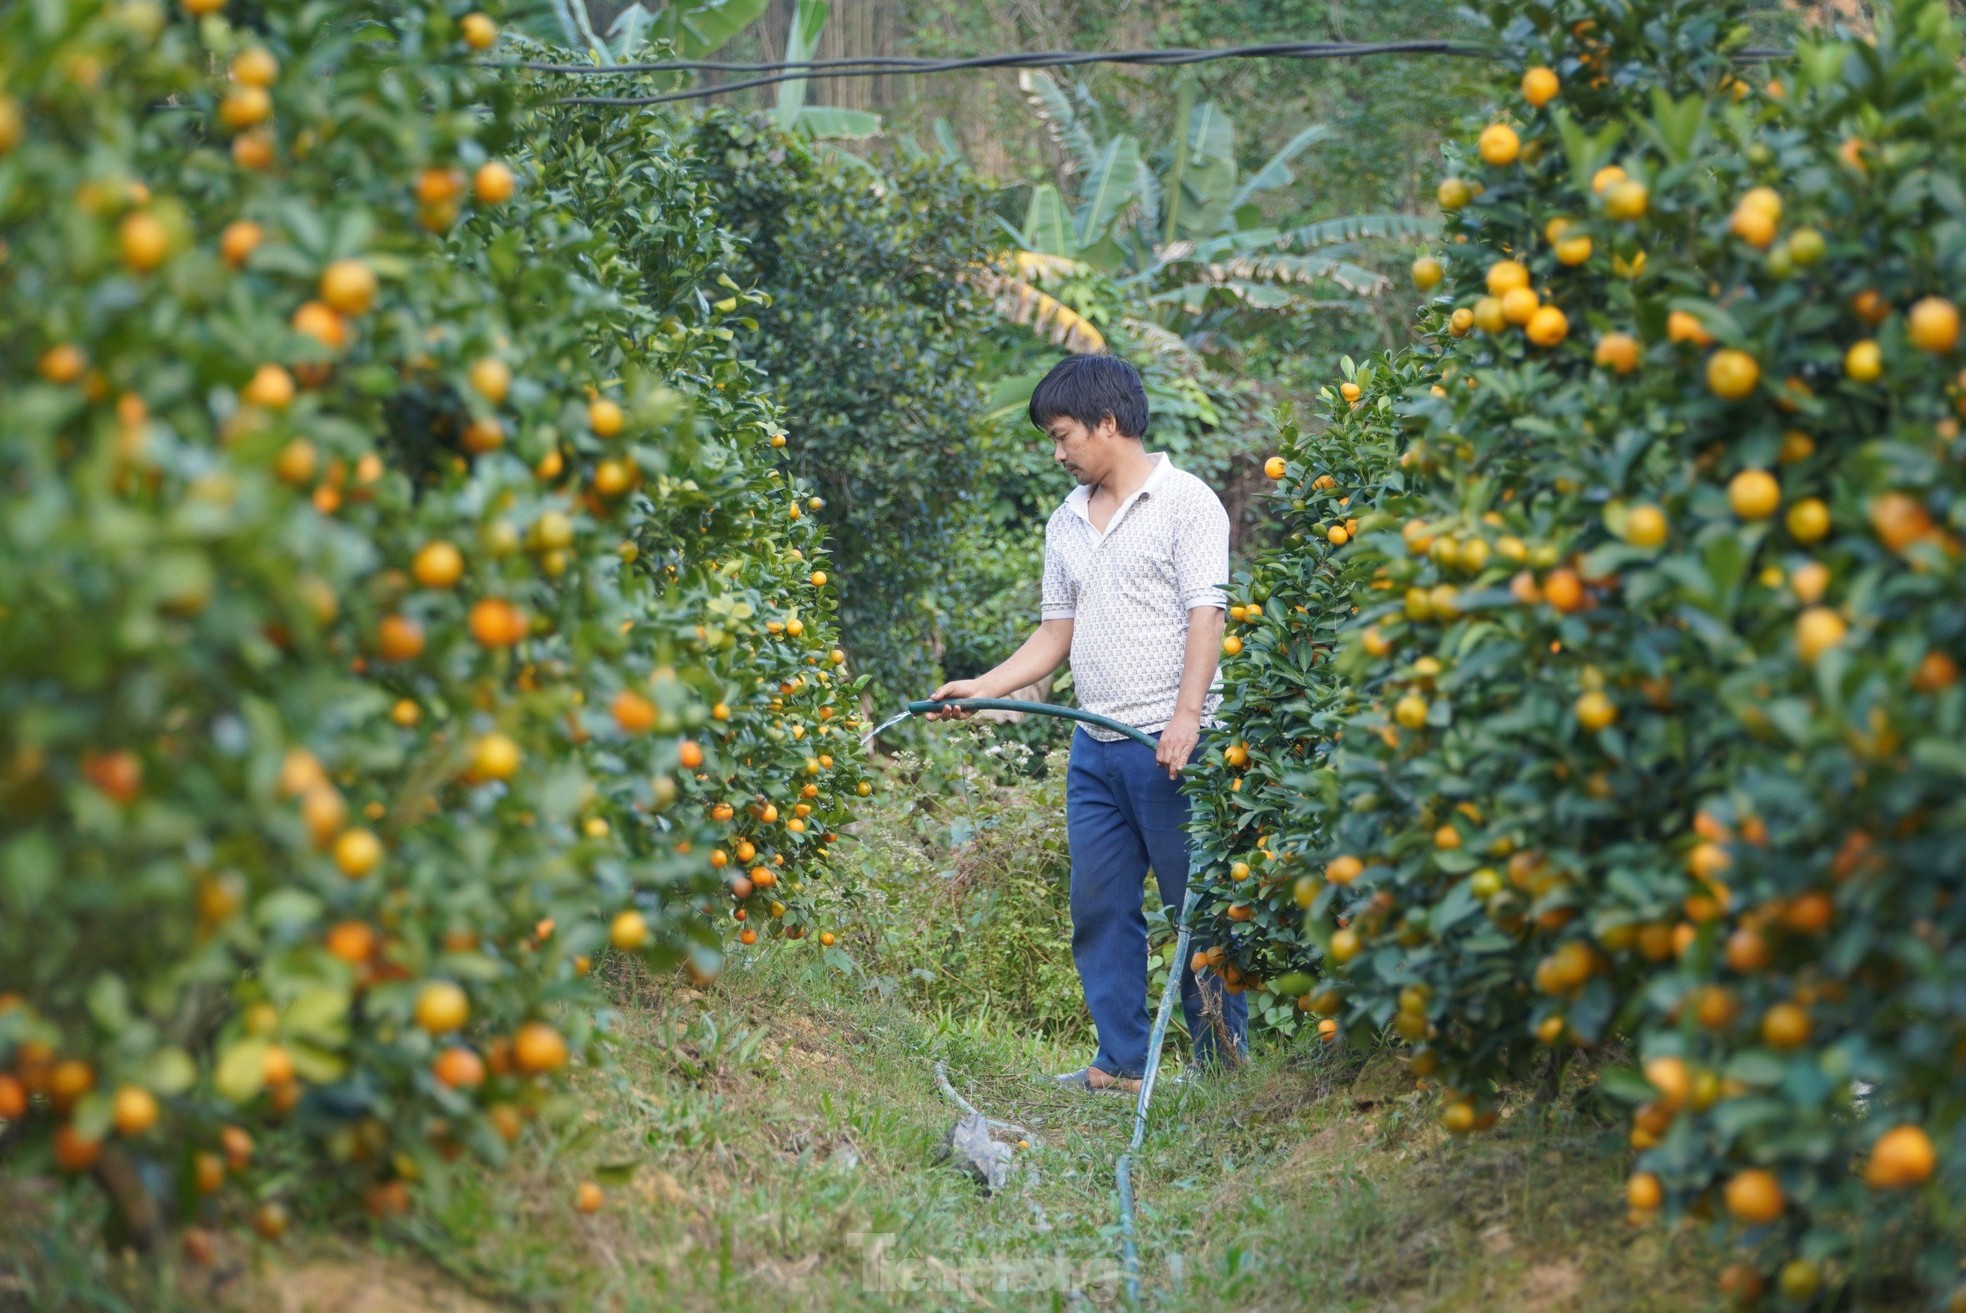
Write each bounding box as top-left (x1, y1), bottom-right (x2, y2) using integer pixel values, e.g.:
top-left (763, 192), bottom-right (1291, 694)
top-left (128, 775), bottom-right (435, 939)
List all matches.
top-left (1065, 725), bottom-right (1248, 1079)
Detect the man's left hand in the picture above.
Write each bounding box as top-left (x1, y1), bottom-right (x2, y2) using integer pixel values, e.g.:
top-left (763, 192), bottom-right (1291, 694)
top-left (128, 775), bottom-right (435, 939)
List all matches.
top-left (1157, 711), bottom-right (1201, 780)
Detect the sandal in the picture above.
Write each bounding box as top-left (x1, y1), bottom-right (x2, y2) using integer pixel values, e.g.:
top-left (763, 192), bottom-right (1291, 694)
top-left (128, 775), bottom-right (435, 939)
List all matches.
top-left (1053, 1066), bottom-right (1141, 1094)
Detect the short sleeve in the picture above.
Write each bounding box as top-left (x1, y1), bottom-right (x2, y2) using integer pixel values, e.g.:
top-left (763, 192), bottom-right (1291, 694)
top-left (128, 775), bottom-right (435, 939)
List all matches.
top-left (1174, 491), bottom-right (1230, 612)
top-left (1041, 517), bottom-right (1077, 621)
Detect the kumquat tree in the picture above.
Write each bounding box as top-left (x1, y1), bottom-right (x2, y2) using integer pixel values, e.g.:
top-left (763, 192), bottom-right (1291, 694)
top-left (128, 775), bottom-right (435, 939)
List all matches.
top-left (0, 0), bottom-right (866, 1251)
top-left (1190, 0), bottom-right (1966, 1304)
top-left (15, 0), bottom-right (1966, 1309)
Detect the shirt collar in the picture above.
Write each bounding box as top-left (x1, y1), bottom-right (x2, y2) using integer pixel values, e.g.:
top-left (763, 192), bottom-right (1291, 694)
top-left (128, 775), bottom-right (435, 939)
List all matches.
top-left (1066, 453), bottom-right (1173, 521)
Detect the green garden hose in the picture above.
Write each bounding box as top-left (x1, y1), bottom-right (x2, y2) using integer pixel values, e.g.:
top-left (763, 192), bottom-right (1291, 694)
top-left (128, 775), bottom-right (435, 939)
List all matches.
top-left (904, 697), bottom-right (1160, 749)
top-left (911, 696), bottom-right (1197, 1309)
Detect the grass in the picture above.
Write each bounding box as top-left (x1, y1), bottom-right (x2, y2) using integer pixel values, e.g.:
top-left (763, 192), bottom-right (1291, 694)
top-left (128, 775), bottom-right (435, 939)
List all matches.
top-left (3, 753), bottom-right (1735, 1311)
top-left (145, 945), bottom-right (1722, 1313)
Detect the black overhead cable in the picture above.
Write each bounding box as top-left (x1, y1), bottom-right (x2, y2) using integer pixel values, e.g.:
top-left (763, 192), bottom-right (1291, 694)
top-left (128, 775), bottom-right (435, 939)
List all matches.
top-left (519, 40), bottom-right (1794, 108)
top-left (514, 40), bottom-right (1493, 77)
top-left (524, 41), bottom-right (1503, 107)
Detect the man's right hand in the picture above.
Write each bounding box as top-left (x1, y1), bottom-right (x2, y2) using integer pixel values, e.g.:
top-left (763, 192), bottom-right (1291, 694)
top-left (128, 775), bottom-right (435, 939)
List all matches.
top-left (924, 679), bottom-right (987, 720)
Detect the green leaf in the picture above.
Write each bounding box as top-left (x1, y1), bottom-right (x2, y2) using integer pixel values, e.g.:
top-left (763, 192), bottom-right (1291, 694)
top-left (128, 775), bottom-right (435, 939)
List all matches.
top-left (1596, 1066), bottom-right (1657, 1104)
top-left (1427, 879), bottom-right (1480, 935)
top-left (1233, 124), bottom-right (1334, 209)
top-left (774, 0), bottom-right (829, 132)
top-left (1161, 83), bottom-right (1197, 246)
top-left (1187, 102), bottom-right (1232, 165)
top-left (1131, 149), bottom-right (1162, 247)
top-left (1180, 155), bottom-right (1237, 240)
top-left (1548, 106), bottom-right (1626, 188)
top-left (1710, 1096), bottom-right (1789, 1138)
top-left (436, 949), bottom-right (505, 981)
top-left (798, 107), bottom-right (882, 141)
top-left (1698, 528), bottom-right (1748, 617)
top-left (1022, 184), bottom-right (1072, 256)
top-left (672, 0), bottom-right (773, 60)
top-left (145, 1046), bottom-right (198, 1097)
top-left (1018, 71), bottom-right (1100, 178)
top-left (283, 986), bottom-right (352, 1045)
top-left (1723, 1050), bottom-right (1788, 1087)
top-left (1910, 739), bottom-right (1966, 778)
top-left (487, 228), bottom-right (524, 280)
top-left (556, 0), bottom-right (613, 64)
top-left (72, 1092), bottom-right (112, 1143)
top-left (1761, 699), bottom-right (1814, 745)
top-left (215, 1037), bottom-right (269, 1104)
top-left (932, 118), bottom-right (963, 163)
top-left (255, 889), bottom-right (324, 930)
top-left (1640, 87), bottom-right (1709, 165)
top-left (1275, 214), bottom-right (1442, 250)
top-left (984, 364), bottom-right (1052, 419)
top-left (1075, 134), bottom-right (1142, 247)
top-left (1432, 850), bottom-right (1477, 875)
top-left (286, 1041), bottom-right (347, 1084)
top-left (0, 829), bottom-right (56, 910)
top-left (1271, 971), bottom-right (1315, 996)
top-left (603, 2), bottom-right (656, 57)
top-left (86, 975), bottom-right (131, 1031)
top-left (1666, 296), bottom-right (1746, 345)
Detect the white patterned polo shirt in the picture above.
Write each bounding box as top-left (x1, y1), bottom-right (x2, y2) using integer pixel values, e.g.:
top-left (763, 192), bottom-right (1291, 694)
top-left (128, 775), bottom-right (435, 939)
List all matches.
top-left (1041, 453), bottom-right (1229, 742)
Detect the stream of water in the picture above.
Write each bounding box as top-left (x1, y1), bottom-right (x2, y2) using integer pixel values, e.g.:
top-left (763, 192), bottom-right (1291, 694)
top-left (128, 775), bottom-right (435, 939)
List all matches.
top-left (859, 707), bottom-right (915, 748)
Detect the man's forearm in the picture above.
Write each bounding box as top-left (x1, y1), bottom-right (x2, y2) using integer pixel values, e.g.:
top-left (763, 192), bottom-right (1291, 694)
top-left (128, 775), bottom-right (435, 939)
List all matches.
top-left (1174, 607), bottom-right (1225, 716)
top-left (975, 620), bottom-right (1073, 697)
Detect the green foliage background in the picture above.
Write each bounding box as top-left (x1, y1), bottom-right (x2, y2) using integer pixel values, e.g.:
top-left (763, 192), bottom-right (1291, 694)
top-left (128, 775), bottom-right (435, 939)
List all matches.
top-left (694, 111), bottom-right (994, 712)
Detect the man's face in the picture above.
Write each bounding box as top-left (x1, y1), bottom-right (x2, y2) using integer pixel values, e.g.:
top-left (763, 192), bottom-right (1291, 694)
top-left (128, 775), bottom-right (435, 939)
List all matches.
top-left (1046, 415), bottom-right (1113, 485)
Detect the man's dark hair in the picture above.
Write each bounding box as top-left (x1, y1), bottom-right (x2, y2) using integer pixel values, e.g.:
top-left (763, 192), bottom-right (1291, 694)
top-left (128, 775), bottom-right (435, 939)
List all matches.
top-left (1028, 354), bottom-right (1150, 439)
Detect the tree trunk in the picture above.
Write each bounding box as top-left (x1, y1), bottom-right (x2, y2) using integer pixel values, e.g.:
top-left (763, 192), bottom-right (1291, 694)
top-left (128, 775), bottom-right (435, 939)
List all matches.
top-left (1534, 1049), bottom-right (1567, 1109)
top-left (95, 1144), bottom-right (162, 1252)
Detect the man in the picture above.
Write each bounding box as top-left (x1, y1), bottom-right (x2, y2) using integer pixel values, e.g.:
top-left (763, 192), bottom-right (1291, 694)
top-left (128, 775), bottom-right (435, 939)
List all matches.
top-left (928, 354), bottom-right (1248, 1093)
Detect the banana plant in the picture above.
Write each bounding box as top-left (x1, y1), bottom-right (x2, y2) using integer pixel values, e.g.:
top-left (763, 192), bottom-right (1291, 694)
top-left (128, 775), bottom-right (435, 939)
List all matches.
top-left (652, 0), bottom-right (775, 60)
top-left (562, 2), bottom-right (882, 146)
top-left (991, 72), bottom-right (1440, 353)
top-left (533, 0), bottom-right (774, 64)
top-left (974, 251), bottom-right (1108, 355)
top-left (542, 0), bottom-right (883, 140)
top-left (773, 0), bottom-right (883, 143)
